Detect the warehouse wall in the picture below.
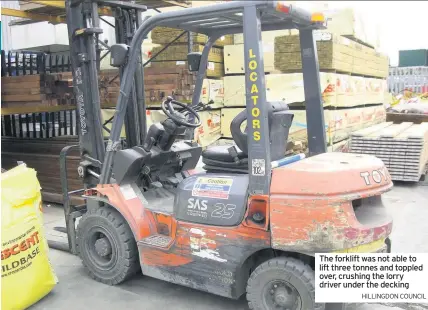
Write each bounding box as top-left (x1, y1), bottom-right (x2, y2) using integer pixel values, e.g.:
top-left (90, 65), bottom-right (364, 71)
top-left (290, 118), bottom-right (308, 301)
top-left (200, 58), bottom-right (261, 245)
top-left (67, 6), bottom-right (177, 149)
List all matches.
top-left (1, 0), bottom-right (20, 52)
top-left (5, 4), bottom-right (186, 68)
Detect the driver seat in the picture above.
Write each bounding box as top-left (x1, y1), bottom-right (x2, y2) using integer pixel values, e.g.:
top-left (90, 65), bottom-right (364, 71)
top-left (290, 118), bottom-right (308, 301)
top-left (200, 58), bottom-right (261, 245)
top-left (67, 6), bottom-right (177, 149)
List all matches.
top-left (201, 102), bottom-right (294, 173)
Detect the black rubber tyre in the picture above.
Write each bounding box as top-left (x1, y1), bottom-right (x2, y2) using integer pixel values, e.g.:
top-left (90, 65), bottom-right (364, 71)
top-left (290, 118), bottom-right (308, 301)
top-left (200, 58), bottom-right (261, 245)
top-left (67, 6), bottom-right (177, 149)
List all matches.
top-left (76, 207), bottom-right (140, 285)
top-left (246, 257), bottom-right (325, 310)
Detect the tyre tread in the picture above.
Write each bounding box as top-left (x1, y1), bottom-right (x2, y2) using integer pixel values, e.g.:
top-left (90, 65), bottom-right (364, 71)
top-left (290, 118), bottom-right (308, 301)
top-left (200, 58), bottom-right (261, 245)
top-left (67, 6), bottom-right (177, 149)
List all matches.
top-left (246, 256), bottom-right (324, 310)
top-left (76, 207), bottom-right (140, 285)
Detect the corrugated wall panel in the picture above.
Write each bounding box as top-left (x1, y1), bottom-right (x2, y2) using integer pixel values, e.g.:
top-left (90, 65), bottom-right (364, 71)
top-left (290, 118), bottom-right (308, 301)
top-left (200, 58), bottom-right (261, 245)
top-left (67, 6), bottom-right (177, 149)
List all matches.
top-left (1, 0), bottom-right (21, 52)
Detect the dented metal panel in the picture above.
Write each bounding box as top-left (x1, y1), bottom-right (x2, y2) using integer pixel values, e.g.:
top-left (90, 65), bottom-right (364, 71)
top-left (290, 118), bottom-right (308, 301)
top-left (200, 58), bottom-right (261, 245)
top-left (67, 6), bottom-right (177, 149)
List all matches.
top-left (269, 152), bottom-right (394, 253)
top-left (92, 182), bottom-right (271, 299)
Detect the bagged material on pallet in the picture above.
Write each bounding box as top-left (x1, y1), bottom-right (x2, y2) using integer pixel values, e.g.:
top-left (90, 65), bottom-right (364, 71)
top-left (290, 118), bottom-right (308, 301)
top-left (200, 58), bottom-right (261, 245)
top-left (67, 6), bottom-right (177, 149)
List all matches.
top-left (1, 164), bottom-right (58, 310)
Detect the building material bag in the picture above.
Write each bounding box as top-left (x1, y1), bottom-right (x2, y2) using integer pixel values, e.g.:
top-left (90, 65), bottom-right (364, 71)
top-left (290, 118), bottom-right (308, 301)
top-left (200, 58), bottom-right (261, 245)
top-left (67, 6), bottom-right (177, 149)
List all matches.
top-left (1, 164), bottom-right (58, 310)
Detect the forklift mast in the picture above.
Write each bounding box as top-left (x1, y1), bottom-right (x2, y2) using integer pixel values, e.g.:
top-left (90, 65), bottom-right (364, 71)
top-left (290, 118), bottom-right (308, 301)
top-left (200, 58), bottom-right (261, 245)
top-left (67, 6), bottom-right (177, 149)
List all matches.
top-left (97, 1), bottom-right (328, 195)
top-left (65, 0), bottom-right (148, 187)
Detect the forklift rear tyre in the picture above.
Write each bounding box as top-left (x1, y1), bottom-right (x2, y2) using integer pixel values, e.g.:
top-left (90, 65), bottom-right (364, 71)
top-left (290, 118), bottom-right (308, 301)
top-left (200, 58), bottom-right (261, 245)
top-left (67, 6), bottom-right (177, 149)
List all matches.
top-left (246, 257), bottom-right (324, 310)
top-left (76, 207), bottom-right (140, 285)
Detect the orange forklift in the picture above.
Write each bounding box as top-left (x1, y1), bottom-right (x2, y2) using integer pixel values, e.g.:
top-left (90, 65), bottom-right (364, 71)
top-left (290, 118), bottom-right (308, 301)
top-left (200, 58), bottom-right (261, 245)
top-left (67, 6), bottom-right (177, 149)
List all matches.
top-left (58, 1), bottom-right (393, 309)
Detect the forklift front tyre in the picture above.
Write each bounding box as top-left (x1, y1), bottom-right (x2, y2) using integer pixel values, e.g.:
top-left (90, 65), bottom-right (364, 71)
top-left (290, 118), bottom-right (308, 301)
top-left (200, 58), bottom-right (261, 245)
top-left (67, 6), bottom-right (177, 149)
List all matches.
top-left (246, 257), bottom-right (325, 310)
top-left (76, 207), bottom-right (140, 285)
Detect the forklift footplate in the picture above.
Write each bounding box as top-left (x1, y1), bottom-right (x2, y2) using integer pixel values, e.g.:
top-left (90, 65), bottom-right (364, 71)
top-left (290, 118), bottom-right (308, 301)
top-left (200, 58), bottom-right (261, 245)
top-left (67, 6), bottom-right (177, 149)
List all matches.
top-left (139, 235), bottom-right (172, 248)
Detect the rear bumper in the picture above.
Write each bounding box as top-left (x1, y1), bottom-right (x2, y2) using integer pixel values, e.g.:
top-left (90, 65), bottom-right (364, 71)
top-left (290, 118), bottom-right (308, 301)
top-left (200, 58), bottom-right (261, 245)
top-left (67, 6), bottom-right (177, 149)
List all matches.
top-left (334, 237), bottom-right (391, 254)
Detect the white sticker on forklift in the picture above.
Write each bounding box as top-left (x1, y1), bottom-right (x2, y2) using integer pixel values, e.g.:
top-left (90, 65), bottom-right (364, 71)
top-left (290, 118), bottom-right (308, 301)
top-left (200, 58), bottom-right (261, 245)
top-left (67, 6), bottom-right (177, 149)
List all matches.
top-left (251, 159), bottom-right (265, 176)
top-left (120, 184), bottom-right (137, 200)
top-left (192, 177), bottom-right (233, 200)
top-left (315, 253), bottom-right (428, 303)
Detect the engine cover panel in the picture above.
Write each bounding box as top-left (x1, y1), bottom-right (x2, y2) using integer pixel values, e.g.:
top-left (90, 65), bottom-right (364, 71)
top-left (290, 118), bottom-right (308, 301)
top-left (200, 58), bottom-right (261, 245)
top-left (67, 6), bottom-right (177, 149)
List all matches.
top-left (174, 173), bottom-right (249, 226)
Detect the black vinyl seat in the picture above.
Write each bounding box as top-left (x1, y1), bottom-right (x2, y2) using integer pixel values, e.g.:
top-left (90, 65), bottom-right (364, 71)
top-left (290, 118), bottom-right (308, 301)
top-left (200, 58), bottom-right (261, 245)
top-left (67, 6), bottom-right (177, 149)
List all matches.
top-left (201, 102), bottom-right (293, 173)
top-left (202, 145), bottom-right (248, 173)
top-left (202, 145), bottom-right (247, 162)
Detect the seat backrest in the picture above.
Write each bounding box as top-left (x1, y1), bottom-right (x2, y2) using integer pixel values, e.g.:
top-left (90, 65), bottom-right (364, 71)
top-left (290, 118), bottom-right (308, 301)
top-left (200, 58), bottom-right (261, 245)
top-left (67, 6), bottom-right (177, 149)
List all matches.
top-left (230, 102), bottom-right (294, 161)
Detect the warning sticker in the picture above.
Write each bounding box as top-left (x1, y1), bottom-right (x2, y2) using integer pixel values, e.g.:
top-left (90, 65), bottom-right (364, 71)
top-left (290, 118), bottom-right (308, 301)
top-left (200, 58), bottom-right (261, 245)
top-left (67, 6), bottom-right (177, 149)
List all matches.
top-left (192, 177), bottom-right (233, 200)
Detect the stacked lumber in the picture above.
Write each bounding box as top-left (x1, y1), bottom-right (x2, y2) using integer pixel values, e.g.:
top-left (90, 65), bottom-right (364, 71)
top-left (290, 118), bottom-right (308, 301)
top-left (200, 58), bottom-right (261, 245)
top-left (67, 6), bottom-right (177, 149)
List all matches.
top-left (99, 67), bottom-right (197, 105)
top-left (150, 26), bottom-right (233, 78)
top-left (274, 33), bottom-right (389, 78)
top-left (1, 136), bottom-right (84, 205)
top-left (1, 73), bottom-right (75, 114)
top-left (150, 27), bottom-right (233, 47)
top-left (220, 6), bottom-right (389, 150)
top-left (350, 122), bottom-right (428, 182)
top-left (227, 32), bottom-right (388, 78)
top-left (1, 66), bottom-right (201, 114)
top-left (223, 73), bottom-right (387, 108)
top-left (150, 45), bottom-right (224, 63)
top-left (0, 71), bottom-right (121, 115)
top-left (220, 105), bottom-right (386, 145)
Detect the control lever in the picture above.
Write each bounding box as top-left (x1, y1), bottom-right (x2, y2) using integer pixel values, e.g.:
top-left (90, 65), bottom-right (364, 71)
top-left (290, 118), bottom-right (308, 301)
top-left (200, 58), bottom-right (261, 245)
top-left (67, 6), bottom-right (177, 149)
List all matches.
top-left (227, 146), bottom-right (242, 164)
top-left (143, 136), bottom-right (155, 152)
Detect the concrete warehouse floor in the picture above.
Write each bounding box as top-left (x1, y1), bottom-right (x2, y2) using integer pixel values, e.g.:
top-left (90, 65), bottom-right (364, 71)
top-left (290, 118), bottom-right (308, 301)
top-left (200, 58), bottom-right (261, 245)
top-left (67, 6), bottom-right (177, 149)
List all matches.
top-left (30, 182), bottom-right (428, 310)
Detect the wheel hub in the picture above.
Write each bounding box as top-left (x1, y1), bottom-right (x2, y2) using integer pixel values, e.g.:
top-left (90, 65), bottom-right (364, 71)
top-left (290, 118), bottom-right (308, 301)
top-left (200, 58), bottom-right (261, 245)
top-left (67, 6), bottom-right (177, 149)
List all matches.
top-left (267, 281), bottom-right (299, 309)
top-left (94, 237), bottom-right (112, 257)
top-left (273, 286), bottom-right (295, 307)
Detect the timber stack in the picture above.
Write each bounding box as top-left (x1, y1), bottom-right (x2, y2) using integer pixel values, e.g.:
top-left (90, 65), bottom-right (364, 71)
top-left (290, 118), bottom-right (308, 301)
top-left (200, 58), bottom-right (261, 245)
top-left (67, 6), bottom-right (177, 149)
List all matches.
top-left (1, 73), bottom-right (75, 115)
top-left (1, 136), bottom-right (84, 205)
top-left (149, 27), bottom-right (233, 79)
top-left (99, 67), bottom-right (198, 106)
top-left (1, 66), bottom-right (201, 115)
top-left (220, 6), bottom-right (390, 151)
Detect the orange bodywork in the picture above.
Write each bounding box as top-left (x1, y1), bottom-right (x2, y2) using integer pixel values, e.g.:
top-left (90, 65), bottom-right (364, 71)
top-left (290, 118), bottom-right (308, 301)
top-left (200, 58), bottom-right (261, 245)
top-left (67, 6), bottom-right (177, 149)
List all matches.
top-left (92, 152), bottom-right (392, 268)
top-left (93, 184), bottom-right (270, 269)
top-left (269, 152), bottom-right (393, 253)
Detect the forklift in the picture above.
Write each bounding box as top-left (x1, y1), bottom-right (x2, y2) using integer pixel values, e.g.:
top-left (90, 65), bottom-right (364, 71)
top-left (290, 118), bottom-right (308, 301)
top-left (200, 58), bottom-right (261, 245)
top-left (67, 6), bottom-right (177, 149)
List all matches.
top-left (58, 1), bottom-right (393, 309)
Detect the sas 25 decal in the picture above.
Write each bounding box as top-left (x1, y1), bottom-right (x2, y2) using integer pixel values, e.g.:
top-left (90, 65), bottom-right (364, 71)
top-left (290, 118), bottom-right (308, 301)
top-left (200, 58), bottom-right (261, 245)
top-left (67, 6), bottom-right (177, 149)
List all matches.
top-left (211, 203), bottom-right (236, 219)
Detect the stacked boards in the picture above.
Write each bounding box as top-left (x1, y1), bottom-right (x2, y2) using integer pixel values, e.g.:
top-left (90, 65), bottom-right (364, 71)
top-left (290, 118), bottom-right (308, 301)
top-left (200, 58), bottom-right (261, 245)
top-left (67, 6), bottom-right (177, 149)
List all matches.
top-left (226, 32), bottom-right (388, 78)
top-left (273, 33), bottom-right (388, 78)
top-left (1, 73), bottom-right (75, 115)
top-left (100, 67), bottom-right (197, 106)
top-left (1, 136), bottom-right (84, 205)
top-left (147, 22), bottom-right (230, 147)
top-left (220, 10), bottom-right (389, 149)
top-left (1, 67), bottom-right (202, 115)
top-left (148, 18), bottom-right (231, 147)
top-left (221, 105), bottom-right (386, 146)
top-left (223, 73), bottom-right (387, 108)
top-left (350, 122), bottom-right (428, 182)
top-left (149, 27), bottom-right (233, 79)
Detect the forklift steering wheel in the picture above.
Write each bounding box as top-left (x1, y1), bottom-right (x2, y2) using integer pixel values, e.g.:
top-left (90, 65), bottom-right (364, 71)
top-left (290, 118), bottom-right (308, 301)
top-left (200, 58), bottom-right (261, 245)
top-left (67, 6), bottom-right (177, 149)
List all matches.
top-left (161, 96), bottom-right (201, 128)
